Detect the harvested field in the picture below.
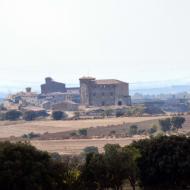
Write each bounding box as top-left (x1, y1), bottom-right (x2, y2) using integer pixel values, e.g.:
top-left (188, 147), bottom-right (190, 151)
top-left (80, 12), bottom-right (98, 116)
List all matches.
top-left (0, 116), bottom-right (166, 138)
top-left (31, 137), bottom-right (147, 155)
top-left (37, 118), bottom-right (162, 140)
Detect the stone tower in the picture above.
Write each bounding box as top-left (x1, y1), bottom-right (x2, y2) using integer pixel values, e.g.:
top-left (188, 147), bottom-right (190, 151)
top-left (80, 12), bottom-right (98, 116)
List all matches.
top-left (79, 77), bottom-right (95, 106)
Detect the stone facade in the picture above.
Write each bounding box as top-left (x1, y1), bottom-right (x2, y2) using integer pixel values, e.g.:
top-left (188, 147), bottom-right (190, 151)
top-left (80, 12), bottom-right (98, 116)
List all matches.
top-left (80, 77), bottom-right (131, 107)
top-left (52, 101), bottom-right (79, 111)
top-left (41, 77), bottom-right (66, 94)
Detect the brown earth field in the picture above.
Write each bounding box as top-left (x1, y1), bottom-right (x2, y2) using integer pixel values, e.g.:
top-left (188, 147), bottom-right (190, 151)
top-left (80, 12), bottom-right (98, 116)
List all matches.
top-left (0, 116), bottom-right (167, 138)
top-left (37, 118), bottom-right (163, 140)
top-left (30, 115), bottom-right (190, 154)
top-left (1, 115), bottom-right (190, 154)
top-left (31, 137), bottom-right (148, 155)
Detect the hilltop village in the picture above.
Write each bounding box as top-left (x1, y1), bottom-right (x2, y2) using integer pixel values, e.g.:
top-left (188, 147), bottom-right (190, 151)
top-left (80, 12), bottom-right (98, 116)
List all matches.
top-left (3, 77), bottom-right (131, 113)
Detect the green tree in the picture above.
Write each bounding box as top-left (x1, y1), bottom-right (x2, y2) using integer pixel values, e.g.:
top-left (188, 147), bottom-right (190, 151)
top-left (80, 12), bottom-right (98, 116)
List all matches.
top-left (81, 153), bottom-right (109, 190)
top-left (23, 111), bottom-right (36, 121)
top-left (5, 110), bottom-right (22, 120)
top-left (132, 136), bottom-right (190, 190)
top-left (0, 142), bottom-right (69, 190)
top-left (78, 129), bottom-right (87, 136)
top-left (23, 110), bottom-right (48, 121)
top-left (83, 146), bottom-right (99, 154)
top-left (122, 146), bottom-right (141, 190)
top-left (105, 109), bottom-right (113, 117)
top-left (52, 111), bottom-right (66, 120)
top-left (159, 118), bottom-right (172, 132)
top-left (147, 125), bottom-right (157, 135)
top-left (171, 116), bottom-right (186, 131)
top-left (116, 110), bottom-right (125, 117)
top-left (104, 144), bottom-right (128, 190)
top-left (129, 125), bottom-right (138, 136)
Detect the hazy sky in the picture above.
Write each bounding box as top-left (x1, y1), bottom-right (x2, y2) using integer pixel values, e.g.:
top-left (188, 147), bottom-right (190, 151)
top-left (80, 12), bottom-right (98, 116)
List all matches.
top-left (0, 0), bottom-right (190, 89)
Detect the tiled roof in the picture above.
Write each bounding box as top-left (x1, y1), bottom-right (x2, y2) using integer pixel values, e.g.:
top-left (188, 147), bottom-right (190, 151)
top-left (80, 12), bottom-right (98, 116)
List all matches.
top-left (95, 79), bottom-right (125, 85)
top-left (79, 76), bottom-right (96, 80)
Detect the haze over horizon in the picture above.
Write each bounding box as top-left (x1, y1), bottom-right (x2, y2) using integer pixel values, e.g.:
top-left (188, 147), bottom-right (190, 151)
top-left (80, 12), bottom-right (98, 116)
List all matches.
top-left (1, 0), bottom-right (190, 91)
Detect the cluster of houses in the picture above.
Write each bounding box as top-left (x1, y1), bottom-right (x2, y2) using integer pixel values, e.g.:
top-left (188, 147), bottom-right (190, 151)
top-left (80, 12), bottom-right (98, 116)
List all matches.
top-left (3, 77), bottom-right (131, 112)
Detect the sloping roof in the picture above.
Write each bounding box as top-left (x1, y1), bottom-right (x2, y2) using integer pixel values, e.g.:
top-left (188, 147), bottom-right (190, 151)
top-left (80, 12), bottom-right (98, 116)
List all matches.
top-left (66, 88), bottom-right (80, 94)
top-left (95, 79), bottom-right (127, 85)
top-left (79, 76), bottom-right (96, 80)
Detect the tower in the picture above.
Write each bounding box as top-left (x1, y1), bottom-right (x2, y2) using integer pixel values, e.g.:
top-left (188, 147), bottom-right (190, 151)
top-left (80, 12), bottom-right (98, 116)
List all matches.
top-left (79, 77), bottom-right (95, 106)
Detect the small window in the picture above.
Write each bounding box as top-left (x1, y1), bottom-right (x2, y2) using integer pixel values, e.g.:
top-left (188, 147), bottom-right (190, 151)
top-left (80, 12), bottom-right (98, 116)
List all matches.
top-left (102, 92), bottom-right (105, 96)
top-left (93, 93), bottom-right (96, 97)
top-left (110, 92), bottom-right (114, 96)
top-left (102, 101), bottom-right (105, 106)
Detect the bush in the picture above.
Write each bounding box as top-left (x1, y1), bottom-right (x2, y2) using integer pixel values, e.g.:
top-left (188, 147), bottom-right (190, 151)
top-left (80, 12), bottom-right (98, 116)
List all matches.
top-left (116, 110), bottom-right (125, 117)
top-left (5, 110), bottom-right (22, 120)
top-left (78, 129), bottom-right (87, 136)
top-left (23, 110), bottom-right (48, 121)
top-left (83, 146), bottom-right (99, 154)
top-left (105, 109), bottom-right (114, 117)
top-left (23, 111), bottom-right (36, 121)
top-left (147, 125), bottom-right (157, 135)
top-left (52, 111), bottom-right (67, 120)
top-left (159, 118), bottom-right (172, 132)
top-left (128, 125), bottom-right (138, 136)
top-left (22, 132), bottom-right (41, 139)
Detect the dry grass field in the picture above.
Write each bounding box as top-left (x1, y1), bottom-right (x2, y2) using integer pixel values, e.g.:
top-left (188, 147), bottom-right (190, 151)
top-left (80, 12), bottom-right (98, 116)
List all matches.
top-left (0, 116), bottom-right (167, 138)
top-left (0, 115), bottom-right (190, 155)
top-left (31, 137), bottom-right (147, 155)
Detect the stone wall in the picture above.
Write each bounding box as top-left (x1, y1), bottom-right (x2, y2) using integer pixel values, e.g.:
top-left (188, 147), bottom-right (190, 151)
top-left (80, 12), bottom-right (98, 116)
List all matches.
top-left (80, 77), bottom-right (131, 107)
top-left (41, 77), bottom-right (66, 94)
top-left (90, 85), bottom-right (116, 106)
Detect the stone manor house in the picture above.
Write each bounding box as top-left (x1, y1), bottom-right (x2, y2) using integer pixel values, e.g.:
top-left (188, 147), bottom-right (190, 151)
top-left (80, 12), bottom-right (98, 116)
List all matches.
top-left (80, 77), bottom-right (131, 107)
top-left (4, 76), bottom-right (131, 111)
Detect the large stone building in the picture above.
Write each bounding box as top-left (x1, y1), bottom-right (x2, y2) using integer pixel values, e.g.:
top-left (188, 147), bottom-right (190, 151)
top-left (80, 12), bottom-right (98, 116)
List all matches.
top-left (80, 77), bottom-right (131, 107)
top-left (41, 77), bottom-right (67, 94)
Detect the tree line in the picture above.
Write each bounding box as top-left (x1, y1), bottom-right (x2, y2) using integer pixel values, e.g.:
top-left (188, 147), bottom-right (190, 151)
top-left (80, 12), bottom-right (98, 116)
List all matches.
top-left (0, 135), bottom-right (190, 190)
top-left (0, 110), bottom-right (67, 121)
top-left (159, 116), bottom-right (186, 132)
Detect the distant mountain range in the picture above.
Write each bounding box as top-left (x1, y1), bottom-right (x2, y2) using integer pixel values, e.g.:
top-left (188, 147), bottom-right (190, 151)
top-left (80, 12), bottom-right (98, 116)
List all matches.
top-left (130, 85), bottom-right (190, 95)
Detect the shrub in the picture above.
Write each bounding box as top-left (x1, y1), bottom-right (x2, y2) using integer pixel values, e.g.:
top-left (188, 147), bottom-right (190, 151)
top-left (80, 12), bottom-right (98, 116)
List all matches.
top-left (83, 146), bottom-right (99, 154)
top-left (105, 109), bottom-right (114, 117)
top-left (159, 118), bottom-right (172, 132)
top-left (129, 125), bottom-right (138, 136)
top-left (78, 129), bottom-right (87, 136)
top-left (52, 111), bottom-right (67, 120)
top-left (5, 110), bottom-right (22, 120)
top-left (116, 110), bottom-right (125, 117)
top-left (23, 110), bottom-right (48, 121)
top-left (23, 111), bottom-right (36, 121)
top-left (147, 125), bottom-right (157, 135)
top-left (22, 132), bottom-right (41, 139)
